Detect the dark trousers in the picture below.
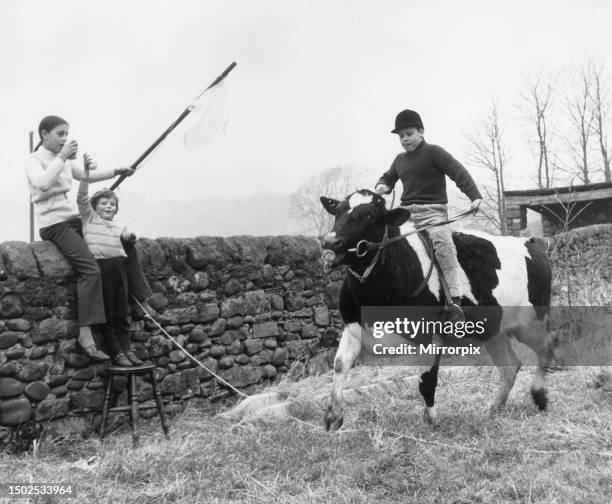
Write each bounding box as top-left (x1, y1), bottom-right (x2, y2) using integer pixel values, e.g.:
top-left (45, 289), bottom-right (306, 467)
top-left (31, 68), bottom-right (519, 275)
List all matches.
top-left (40, 218), bottom-right (153, 327)
top-left (121, 239), bottom-right (153, 301)
top-left (40, 219), bottom-right (106, 327)
top-left (101, 319), bottom-right (131, 357)
top-left (97, 257), bottom-right (133, 357)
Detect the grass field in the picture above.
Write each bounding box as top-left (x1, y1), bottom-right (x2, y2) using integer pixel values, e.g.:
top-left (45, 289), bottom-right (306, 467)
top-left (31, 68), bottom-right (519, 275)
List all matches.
top-left (1, 363), bottom-right (610, 504)
top-left (0, 269), bottom-right (610, 503)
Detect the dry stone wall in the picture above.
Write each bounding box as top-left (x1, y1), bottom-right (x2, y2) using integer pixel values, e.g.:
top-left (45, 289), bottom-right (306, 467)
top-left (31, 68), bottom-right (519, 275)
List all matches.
top-left (0, 235), bottom-right (345, 439)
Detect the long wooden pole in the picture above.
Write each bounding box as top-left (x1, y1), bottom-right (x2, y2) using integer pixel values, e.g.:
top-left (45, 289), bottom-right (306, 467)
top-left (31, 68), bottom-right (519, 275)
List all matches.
top-left (110, 62), bottom-right (237, 191)
top-left (29, 131), bottom-right (34, 242)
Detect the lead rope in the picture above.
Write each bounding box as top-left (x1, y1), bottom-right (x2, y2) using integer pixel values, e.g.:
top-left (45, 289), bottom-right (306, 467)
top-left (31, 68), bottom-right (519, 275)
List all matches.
top-left (133, 297), bottom-right (248, 399)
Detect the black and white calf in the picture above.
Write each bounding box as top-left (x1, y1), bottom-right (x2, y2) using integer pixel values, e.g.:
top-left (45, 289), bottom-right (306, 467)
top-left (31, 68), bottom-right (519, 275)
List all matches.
top-left (320, 190), bottom-right (554, 431)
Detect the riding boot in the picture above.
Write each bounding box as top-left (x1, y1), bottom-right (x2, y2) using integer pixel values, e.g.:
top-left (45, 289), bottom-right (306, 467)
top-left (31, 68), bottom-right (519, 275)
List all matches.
top-left (445, 296), bottom-right (465, 326)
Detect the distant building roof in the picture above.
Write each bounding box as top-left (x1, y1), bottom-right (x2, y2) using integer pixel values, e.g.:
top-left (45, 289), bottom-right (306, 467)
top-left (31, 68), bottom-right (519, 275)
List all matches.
top-left (505, 182), bottom-right (612, 206)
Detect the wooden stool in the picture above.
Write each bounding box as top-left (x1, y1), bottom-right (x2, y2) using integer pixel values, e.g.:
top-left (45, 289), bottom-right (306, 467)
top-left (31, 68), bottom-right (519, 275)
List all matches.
top-left (100, 363), bottom-right (169, 447)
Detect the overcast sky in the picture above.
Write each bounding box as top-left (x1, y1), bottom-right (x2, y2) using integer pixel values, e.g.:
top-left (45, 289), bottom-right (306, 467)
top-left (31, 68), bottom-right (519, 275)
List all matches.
top-left (1, 0), bottom-right (611, 242)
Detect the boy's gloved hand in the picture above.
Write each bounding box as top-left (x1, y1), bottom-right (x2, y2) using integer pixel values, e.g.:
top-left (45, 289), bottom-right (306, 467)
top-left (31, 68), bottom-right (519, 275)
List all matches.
top-left (375, 184), bottom-right (390, 195)
top-left (470, 198), bottom-right (482, 213)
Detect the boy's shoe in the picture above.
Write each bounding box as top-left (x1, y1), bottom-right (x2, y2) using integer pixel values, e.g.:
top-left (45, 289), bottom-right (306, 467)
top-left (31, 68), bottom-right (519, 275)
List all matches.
top-left (112, 352), bottom-right (133, 367)
top-left (76, 341), bottom-right (110, 362)
top-left (124, 350), bottom-right (144, 366)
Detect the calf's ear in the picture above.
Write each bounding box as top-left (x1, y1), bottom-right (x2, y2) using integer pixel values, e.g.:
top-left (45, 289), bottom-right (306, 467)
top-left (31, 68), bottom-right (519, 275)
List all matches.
top-left (320, 197), bottom-right (340, 215)
top-left (383, 207), bottom-right (411, 227)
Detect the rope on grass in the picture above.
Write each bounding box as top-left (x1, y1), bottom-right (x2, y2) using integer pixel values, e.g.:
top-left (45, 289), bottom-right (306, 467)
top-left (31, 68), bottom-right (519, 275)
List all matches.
top-left (133, 297), bottom-right (248, 399)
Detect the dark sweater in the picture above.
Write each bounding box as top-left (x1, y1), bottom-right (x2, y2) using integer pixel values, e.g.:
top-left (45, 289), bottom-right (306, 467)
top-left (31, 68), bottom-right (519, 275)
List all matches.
top-left (377, 140), bottom-right (481, 205)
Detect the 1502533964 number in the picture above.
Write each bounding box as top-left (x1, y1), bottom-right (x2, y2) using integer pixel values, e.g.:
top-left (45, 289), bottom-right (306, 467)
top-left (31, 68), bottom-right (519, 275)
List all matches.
top-left (0, 483), bottom-right (76, 499)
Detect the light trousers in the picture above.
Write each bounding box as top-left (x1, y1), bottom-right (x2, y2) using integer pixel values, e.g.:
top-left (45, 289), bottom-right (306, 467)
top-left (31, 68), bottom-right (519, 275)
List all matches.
top-left (402, 204), bottom-right (462, 298)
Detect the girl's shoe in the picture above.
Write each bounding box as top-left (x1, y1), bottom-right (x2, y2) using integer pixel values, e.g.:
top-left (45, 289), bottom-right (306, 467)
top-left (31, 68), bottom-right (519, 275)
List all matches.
top-left (76, 341), bottom-right (110, 362)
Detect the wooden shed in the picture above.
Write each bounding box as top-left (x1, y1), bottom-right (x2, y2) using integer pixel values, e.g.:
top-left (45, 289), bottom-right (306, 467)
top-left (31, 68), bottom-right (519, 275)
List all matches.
top-left (504, 182), bottom-right (612, 236)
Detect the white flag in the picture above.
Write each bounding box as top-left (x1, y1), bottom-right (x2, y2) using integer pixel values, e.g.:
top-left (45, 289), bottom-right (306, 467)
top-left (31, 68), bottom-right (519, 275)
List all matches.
top-left (184, 81), bottom-right (230, 150)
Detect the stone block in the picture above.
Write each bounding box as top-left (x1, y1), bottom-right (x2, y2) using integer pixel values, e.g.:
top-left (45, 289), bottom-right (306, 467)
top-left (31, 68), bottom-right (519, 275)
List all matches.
top-left (314, 306), bottom-right (331, 326)
top-left (160, 373), bottom-right (181, 395)
top-left (0, 362), bottom-right (18, 377)
top-left (283, 292), bottom-right (305, 311)
top-left (0, 332), bottom-right (20, 350)
top-left (271, 294), bottom-right (284, 310)
top-left (24, 381), bottom-right (50, 402)
top-left (28, 346), bottom-right (48, 360)
top-left (0, 242), bottom-right (39, 279)
top-left (0, 397), bottom-right (32, 426)
top-left (224, 278), bottom-right (241, 296)
top-left (0, 295), bottom-right (24, 319)
top-left (169, 350), bottom-right (186, 363)
top-left (196, 303), bottom-right (220, 323)
top-left (209, 318), bottom-right (226, 336)
top-left (262, 364), bottom-right (277, 378)
top-left (285, 319), bottom-right (302, 332)
top-left (32, 318), bottom-right (78, 344)
top-left (244, 339), bottom-right (263, 355)
top-left (188, 326), bottom-right (207, 344)
top-left (0, 377), bottom-right (25, 398)
top-left (70, 389), bottom-right (104, 410)
top-left (301, 323), bottom-right (320, 339)
top-left (163, 306), bottom-right (198, 325)
top-left (197, 357), bottom-right (219, 380)
top-left (252, 321), bottom-right (279, 339)
top-left (272, 347), bottom-right (287, 366)
top-left (16, 362), bottom-right (45, 382)
top-left (30, 241), bottom-right (72, 278)
top-left (243, 290), bottom-right (270, 315)
top-left (219, 365), bottom-right (263, 388)
top-left (73, 368), bottom-right (95, 381)
top-left (48, 374), bottom-right (69, 387)
top-left (6, 319), bottom-right (31, 332)
top-left (6, 346), bottom-right (25, 360)
top-left (33, 398), bottom-right (70, 422)
top-left (193, 272), bottom-right (210, 291)
top-left (220, 297), bottom-right (242, 318)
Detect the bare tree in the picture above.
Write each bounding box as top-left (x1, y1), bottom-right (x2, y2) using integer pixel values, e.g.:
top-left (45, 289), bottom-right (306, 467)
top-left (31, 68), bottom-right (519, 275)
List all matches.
top-left (520, 71), bottom-right (557, 189)
top-left (289, 164), bottom-right (367, 236)
top-left (465, 99), bottom-right (509, 235)
top-left (561, 61), bottom-right (596, 184)
top-left (591, 60), bottom-right (612, 182)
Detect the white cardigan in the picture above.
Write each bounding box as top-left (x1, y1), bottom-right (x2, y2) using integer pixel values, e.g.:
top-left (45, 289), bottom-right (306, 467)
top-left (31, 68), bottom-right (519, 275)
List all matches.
top-left (24, 147), bottom-right (115, 228)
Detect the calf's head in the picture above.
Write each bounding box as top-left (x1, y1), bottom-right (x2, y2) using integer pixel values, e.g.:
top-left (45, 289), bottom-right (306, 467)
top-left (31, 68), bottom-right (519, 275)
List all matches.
top-left (320, 189), bottom-right (411, 267)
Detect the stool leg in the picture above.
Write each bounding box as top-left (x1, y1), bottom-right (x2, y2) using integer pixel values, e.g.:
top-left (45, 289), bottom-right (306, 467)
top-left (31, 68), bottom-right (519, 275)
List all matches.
top-left (150, 370), bottom-right (169, 437)
top-left (100, 372), bottom-right (114, 439)
top-left (129, 374), bottom-right (140, 448)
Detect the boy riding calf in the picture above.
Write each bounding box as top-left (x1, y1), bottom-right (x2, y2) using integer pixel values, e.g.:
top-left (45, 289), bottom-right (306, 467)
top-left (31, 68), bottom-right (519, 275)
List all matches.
top-left (375, 109), bottom-right (482, 320)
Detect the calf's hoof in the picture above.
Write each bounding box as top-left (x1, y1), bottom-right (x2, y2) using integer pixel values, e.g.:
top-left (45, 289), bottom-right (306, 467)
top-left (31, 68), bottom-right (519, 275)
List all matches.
top-left (423, 406), bottom-right (439, 428)
top-left (531, 387), bottom-right (548, 411)
top-left (324, 407), bottom-right (344, 432)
